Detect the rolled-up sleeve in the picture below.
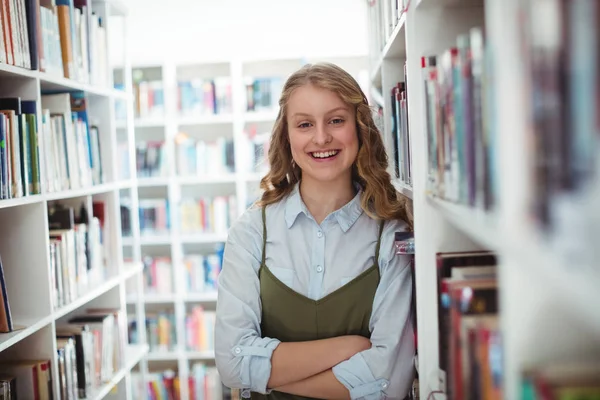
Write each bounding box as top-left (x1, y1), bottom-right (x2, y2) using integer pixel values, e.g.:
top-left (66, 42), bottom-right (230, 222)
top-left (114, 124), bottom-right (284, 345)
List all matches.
top-left (215, 207), bottom-right (281, 394)
top-left (332, 220), bottom-right (415, 400)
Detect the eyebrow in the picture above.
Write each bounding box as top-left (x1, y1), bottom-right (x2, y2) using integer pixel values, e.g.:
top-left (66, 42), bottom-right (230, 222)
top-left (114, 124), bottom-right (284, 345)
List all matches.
top-left (290, 106), bottom-right (350, 119)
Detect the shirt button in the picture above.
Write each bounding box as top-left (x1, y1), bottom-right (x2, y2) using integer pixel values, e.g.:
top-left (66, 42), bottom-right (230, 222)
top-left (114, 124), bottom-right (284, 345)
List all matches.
top-left (317, 230), bottom-right (323, 238)
top-left (234, 347), bottom-right (241, 354)
top-left (382, 382), bottom-right (388, 389)
top-left (316, 265), bottom-right (323, 273)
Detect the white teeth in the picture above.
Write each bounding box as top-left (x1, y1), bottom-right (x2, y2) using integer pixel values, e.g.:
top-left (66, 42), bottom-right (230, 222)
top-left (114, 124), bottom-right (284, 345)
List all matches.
top-left (311, 150), bottom-right (339, 159)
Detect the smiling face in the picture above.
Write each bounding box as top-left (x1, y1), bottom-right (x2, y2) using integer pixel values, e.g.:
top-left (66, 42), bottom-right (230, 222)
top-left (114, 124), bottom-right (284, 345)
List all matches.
top-left (286, 84), bottom-right (359, 186)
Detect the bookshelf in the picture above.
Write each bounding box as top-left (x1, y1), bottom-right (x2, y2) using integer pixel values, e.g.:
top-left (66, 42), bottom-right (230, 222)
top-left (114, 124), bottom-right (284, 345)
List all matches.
top-left (116, 56), bottom-right (370, 399)
top-left (368, 0), bottom-right (600, 399)
top-left (0, 0), bottom-right (149, 399)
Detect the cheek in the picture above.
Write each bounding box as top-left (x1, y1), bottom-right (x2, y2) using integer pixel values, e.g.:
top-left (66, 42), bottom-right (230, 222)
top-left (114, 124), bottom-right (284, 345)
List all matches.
top-left (288, 134), bottom-right (306, 158)
top-left (340, 127), bottom-right (359, 151)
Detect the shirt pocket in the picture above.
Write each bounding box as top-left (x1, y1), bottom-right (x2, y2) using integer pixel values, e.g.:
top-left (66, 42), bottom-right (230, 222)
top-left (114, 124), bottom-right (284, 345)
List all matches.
top-left (268, 267), bottom-right (295, 288)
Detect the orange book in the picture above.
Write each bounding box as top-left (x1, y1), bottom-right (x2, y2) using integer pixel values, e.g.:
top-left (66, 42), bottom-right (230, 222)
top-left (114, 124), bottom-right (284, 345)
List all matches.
top-left (56, 4), bottom-right (73, 78)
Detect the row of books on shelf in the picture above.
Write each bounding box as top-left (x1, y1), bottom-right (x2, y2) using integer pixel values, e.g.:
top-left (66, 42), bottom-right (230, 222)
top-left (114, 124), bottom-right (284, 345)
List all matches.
top-left (136, 141), bottom-right (168, 179)
top-left (49, 201), bottom-right (108, 310)
top-left (183, 248), bottom-right (222, 293)
top-left (178, 77), bottom-right (233, 116)
top-left (133, 134), bottom-right (267, 179)
top-left (128, 306), bottom-right (216, 354)
top-left (142, 256), bottom-right (173, 295)
top-left (135, 198), bottom-right (169, 236)
top-left (240, 125), bottom-right (270, 175)
top-left (120, 195), bottom-right (236, 238)
top-left (58, 308), bottom-right (127, 399)
top-left (131, 76), bottom-right (164, 119)
top-left (1, 308), bottom-right (126, 399)
top-left (368, 0), bottom-right (408, 57)
top-left (116, 141), bottom-right (131, 180)
top-left (0, 92), bottom-right (104, 200)
top-left (131, 365), bottom-right (232, 400)
top-left (134, 249), bottom-right (223, 296)
top-left (185, 306), bottom-right (215, 353)
top-left (139, 310), bottom-right (177, 353)
top-left (522, 361), bottom-right (600, 400)
top-left (436, 250), bottom-right (500, 400)
top-left (1, 0), bottom-right (109, 86)
top-left (175, 134), bottom-right (235, 177)
top-left (420, 10), bottom-right (600, 263)
top-left (518, 0), bottom-right (600, 262)
top-left (390, 69), bottom-right (411, 186)
top-left (118, 74), bottom-right (283, 120)
top-left (181, 195), bottom-right (237, 235)
top-left (245, 77), bottom-right (282, 112)
top-left (422, 27), bottom-right (495, 211)
top-left (0, 97), bottom-right (39, 199)
top-left (0, 253), bottom-right (11, 334)
top-left (430, 249), bottom-right (600, 398)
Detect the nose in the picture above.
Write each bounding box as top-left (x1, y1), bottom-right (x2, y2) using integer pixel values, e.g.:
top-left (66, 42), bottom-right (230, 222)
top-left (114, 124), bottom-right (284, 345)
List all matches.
top-left (312, 123), bottom-right (331, 145)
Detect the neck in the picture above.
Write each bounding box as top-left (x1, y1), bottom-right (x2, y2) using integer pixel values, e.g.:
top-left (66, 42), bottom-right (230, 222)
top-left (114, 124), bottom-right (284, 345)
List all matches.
top-left (299, 177), bottom-right (356, 224)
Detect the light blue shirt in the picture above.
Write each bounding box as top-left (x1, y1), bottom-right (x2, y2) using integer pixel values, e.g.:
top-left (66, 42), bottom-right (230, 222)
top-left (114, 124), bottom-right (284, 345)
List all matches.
top-left (215, 183), bottom-right (415, 399)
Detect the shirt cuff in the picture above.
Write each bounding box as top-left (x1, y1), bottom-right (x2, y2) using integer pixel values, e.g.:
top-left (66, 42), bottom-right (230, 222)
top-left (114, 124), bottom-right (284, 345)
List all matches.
top-left (332, 353), bottom-right (389, 400)
top-left (233, 338), bottom-right (280, 394)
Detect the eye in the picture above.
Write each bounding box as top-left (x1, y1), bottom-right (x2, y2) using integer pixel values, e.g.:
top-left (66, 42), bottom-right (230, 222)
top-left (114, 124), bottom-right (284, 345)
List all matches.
top-left (330, 118), bottom-right (345, 125)
top-left (298, 122), bottom-right (312, 129)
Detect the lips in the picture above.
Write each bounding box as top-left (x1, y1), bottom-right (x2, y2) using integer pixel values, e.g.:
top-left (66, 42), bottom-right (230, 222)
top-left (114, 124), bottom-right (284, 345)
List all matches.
top-left (310, 150), bottom-right (340, 159)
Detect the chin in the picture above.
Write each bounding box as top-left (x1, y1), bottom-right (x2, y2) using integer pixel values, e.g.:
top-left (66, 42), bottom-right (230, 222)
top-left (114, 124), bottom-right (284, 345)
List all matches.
top-left (303, 170), bottom-right (351, 184)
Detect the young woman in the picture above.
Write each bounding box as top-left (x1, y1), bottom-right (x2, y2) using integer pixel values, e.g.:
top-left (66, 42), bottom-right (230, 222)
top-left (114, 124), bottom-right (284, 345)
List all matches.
top-left (215, 63), bottom-right (414, 400)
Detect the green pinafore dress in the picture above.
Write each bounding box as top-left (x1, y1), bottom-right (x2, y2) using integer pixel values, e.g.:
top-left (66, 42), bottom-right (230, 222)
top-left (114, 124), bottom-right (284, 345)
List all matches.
top-left (251, 207), bottom-right (385, 400)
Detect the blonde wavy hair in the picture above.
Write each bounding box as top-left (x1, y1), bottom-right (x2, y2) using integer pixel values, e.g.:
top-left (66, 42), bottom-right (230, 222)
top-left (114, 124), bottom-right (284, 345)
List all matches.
top-left (256, 62), bottom-right (413, 229)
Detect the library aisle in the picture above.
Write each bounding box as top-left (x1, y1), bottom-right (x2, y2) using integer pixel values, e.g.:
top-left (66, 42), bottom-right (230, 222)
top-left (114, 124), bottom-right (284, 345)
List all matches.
top-left (117, 56), bottom-right (370, 399)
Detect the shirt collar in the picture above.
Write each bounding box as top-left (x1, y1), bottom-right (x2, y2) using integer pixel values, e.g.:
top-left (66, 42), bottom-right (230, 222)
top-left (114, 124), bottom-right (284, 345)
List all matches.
top-left (284, 182), bottom-right (364, 232)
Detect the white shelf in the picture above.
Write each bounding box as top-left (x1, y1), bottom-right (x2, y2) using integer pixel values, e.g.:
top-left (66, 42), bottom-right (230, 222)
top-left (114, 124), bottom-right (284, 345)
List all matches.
top-left (416, 0), bottom-right (484, 9)
top-left (44, 181), bottom-right (120, 201)
top-left (145, 350), bottom-right (215, 362)
top-left (127, 294), bottom-right (176, 304)
top-left (370, 13), bottom-right (406, 84)
top-left (0, 64), bottom-right (129, 99)
top-left (180, 233), bottom-right (228, 244)
top-left (184, 292), bottom-right (218, 303)
top-left (367, 0), bottom-right (600, 398)
top-left (137, 177), bottom-right (170, 187)
top-left (429, 195), bottom-right (600, 333)
top-left (0, 317), bottom-right (53, 353)
top-left (0, 2), bottom-right (150, 399)
top-left (177, 114), bottom-right (234, 126)
top-left (53, 272), bottom-right (123, 320)
top-left (427, 196), bottom-right (500, 250)
top-left (242, 172), bottom-right (265, 182)
top-left (243, 110), bottom-right (279, 122)
top-left (146, 351), bottom-right (179, 361)
top-left (0, 264), bottom-right (142, 361)
top-left (133, 118), bottom-right (166, 128)
top-left (138, 235), bottom-right (172, 245)
top-left (85, 344), bottom-right (149, 400)
top-left (0, 180), bottom-right (128, 209)
top-left (177, 175), bottom-right (237, 185)
top-left (186, 350), bottom-right (215, 360)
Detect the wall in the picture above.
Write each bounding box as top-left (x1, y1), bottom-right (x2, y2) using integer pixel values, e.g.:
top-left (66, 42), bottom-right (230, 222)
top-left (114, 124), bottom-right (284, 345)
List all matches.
top-left (110, 0), bottom-right (370, 67)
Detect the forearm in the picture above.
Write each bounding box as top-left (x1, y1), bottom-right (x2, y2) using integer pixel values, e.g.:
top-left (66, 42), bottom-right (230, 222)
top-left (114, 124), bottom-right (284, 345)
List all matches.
top-left (267, 335), bottom-right (370, 388)
top-left (274, 369), bottom-right (350, 400)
